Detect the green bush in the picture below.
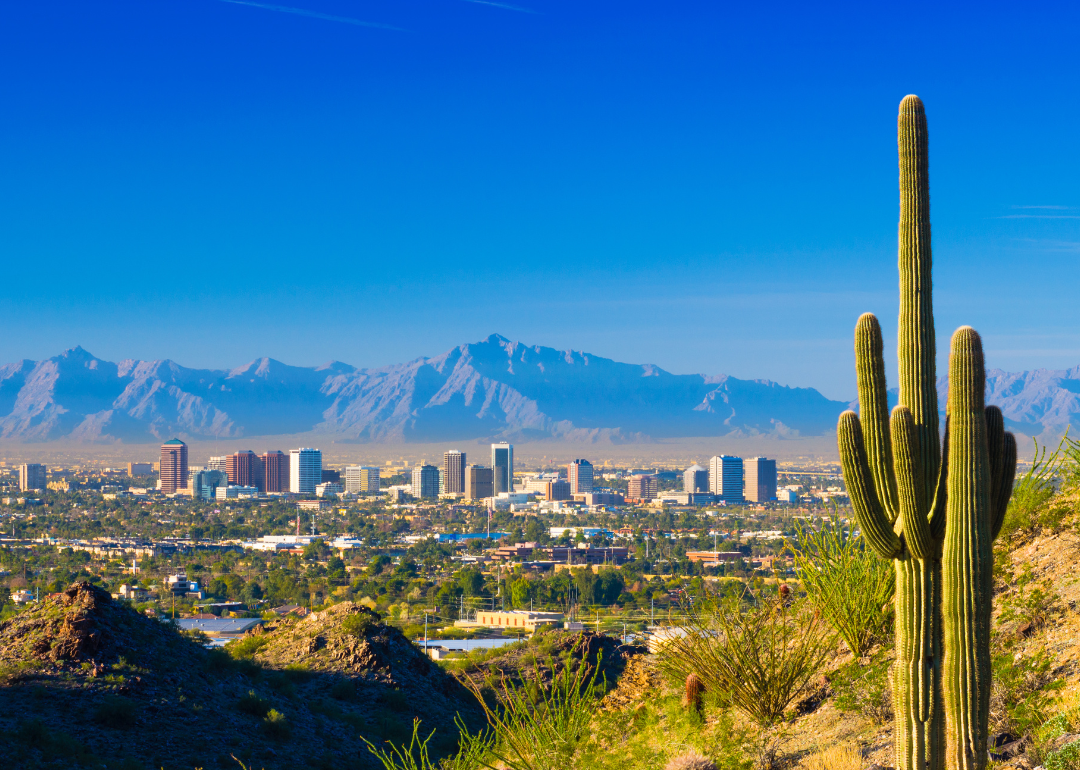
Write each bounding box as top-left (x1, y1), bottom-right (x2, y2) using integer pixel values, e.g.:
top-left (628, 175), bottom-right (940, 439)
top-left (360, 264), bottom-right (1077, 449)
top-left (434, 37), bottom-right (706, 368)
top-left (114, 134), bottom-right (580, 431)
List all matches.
top-left (227, 634), bottom-right (271, 660)
top-left (1046, 742), bottom-right (1080, 770)
top-left (238, 689), bottom-right (271, 717)
top-left (343, 612), bottom-right (376, 638)
top-left (261, 709), bottom-right (292, 741)
top-left (93, 695), bottom-right (137, 729)
top-left (829, 655), bottom-right (892, 725)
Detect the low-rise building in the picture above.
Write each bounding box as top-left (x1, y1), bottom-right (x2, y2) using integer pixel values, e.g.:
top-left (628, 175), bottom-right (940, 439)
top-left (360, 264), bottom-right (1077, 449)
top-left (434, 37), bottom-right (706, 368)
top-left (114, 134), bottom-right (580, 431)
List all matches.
top-left (471, 610), bottom-right (564, 632)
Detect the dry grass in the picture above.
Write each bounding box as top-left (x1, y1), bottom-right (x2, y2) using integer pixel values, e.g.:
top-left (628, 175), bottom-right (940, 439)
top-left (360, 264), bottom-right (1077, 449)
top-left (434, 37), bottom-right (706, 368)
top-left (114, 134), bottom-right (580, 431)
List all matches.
top-left (801, 743), bottom-right (862, 770)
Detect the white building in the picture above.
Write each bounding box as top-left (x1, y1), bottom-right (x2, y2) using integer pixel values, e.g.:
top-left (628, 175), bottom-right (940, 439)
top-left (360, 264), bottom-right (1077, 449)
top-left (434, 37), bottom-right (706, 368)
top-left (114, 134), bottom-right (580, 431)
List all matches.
top-left (290, 448), bottom-right (322, 494)
top-left (316, 482), bottom-right (344, 498)
top-left (683, 464), bottom-right (709, 493)
top-left (344, 466), bottom-right (381, 494)
top-left (709, 455), bottom-right (745, 504)
top-left (206, 456), bottom-right (229, 473)
top-left (216, 485), bottom-right (259, 500)
top-left (19, 464), bottom-right (47, 492)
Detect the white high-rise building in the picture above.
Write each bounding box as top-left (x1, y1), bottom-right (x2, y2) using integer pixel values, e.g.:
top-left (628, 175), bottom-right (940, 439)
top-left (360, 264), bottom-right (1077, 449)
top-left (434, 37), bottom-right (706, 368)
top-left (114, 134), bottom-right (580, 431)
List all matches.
top-left (19, 463), bottom-right (47, 492)
top-left (344, 466), bottom-right (381, 494)
top-left (206, 456), bottom-right (228, 473)
top-left (709, 455), bottom-right (744, 504)
top-left (290, 448), bottom-right (322, 494)
top-left (568, 459), bottom-right (594, 495)
top-left (491, 442), bottom-right (514, 494)
top-left (683, 464), bottom-right (709, 493)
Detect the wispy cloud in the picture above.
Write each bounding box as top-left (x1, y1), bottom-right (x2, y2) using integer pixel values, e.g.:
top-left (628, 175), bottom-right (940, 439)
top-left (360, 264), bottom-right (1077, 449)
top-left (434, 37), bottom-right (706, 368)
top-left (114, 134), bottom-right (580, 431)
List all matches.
top-left (460, 0), bottom-right (538, 13)
top-left (213, 0), bottom-right (406, 30)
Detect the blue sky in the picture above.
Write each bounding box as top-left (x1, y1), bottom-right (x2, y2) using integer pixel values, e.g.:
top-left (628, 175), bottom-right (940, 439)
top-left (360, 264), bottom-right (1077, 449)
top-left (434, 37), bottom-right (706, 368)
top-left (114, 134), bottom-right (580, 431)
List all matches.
top-left (1, 1), bottom-right (1078, 401)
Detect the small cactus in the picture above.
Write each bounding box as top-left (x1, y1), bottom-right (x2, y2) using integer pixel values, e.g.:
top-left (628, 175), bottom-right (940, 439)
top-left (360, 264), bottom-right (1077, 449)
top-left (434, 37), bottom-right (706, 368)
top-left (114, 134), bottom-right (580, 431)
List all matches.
top-left (664, 752), bottom-right (718, 770)
top-left (684, 672), bottom-right (705, 715)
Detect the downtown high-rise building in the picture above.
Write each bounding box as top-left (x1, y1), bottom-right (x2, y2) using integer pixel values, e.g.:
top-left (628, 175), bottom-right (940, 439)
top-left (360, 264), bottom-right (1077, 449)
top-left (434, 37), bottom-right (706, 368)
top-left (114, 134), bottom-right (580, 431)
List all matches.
top-left (491, 442), bottom-right (514, 494)
top-left (205, 456), bottom-right (229, 474)
top-left (227, 450), bottom-right (263, 492)
top-left (261, 451), bottom-right (288, 493)
top-left (411, 464), bottom-right (440, 499)
top-left (290, 448), bottom-right (322, 494)
top-left (709, 455), bottom-right (744, 504)
top-left (627, 474), bottom-right (658, 501)
top-left (744, 457), bottom-right (778, 502)
top-left (683, 464), bottom-right (709, 493)
top-left (345, 466), bottom-right (381, 494)
top-left (443, 450), bottom-right (466, 495)
top-left (567, 459), bottom-right (594, 495)
top-left (19, 463), bottom-right (47, 492)
top-left (159, 439), bottom-right (189, 495)
top-left (465, 465), bottom-right (494, 500)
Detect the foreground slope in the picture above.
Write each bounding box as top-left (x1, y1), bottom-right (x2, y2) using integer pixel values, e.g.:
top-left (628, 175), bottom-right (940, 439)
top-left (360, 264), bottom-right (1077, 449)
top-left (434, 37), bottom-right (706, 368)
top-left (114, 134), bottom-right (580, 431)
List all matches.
top-left (0, 584), bottom-right (479, 769)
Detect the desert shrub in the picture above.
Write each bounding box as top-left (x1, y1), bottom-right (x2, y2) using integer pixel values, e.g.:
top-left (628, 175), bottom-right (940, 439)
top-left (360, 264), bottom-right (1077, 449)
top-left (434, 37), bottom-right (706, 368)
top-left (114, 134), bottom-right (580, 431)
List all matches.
top-left (227, 634), bottom-right (271, 660)
top-left (331, 678), bottom-right (357, 701)
top-left (283, 663), bottom-right (312, 682)
top-left (665, 753), bottom-right (718, 770)
top-left (93, 695), bottom-right (137, 729)
top-left (786, 522), bottom-right (894, 656)
top-left (16, 718), bottom-right (51, 748)
top-left (237, 690), bottom-right (271, 717)
top-left (658, 589), bottom-right (833, 728)
top-left (465, 642), bottom-right (603, 770)
top-left (989, 648), bottom-right (1063, 740)
top-left (261, 708), bottom-right (292, 741)
top-left (1001, 435), bottom-right (1069, 538)
top-left (830, 655), bottom-right (892, 725)
top-left (364, 715), bottom-right (491, 770)
top-left (343, 612), bottom-right (377, 637)
top-left (1046, 742), bottom-right (1080, 770)
top-left (802, 744), bottom-right (863, 770)
top-left (998, 562), bottom-right (1061, 632)
top-left (383, 688), bottom-right (409, 712)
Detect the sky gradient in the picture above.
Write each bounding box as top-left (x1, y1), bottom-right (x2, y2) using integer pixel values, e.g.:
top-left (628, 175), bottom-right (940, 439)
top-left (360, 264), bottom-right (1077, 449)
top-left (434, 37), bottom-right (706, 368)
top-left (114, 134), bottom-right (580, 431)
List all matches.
top-left (1, 1), bottom-right (1078, 401)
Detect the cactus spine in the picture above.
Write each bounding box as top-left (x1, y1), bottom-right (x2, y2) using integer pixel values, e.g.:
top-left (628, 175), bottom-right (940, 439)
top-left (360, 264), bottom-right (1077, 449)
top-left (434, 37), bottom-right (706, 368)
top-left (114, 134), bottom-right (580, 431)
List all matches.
top-left (837, 94), bottom-right (945, 770)
top-left (838, 95), bottom-right (1017, 770)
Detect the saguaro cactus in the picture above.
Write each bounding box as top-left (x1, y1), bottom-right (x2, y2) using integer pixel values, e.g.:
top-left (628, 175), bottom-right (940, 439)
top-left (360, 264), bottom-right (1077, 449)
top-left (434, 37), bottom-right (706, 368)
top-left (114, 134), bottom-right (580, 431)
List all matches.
top-left (943, 329), bottom-right (1016, 770)
top-left (837, 93), bottom-right (946, 770)
top-left (837, 95), bottom-right (1018, 770)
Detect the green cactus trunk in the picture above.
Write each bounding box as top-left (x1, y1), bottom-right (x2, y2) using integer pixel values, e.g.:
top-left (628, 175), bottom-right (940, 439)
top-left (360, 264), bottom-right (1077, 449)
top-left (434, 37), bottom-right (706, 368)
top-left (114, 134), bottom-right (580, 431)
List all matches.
top-left (837, 96), bottom-right (1016, 770)
top-left (942, 328), bottom-right (1001, 770)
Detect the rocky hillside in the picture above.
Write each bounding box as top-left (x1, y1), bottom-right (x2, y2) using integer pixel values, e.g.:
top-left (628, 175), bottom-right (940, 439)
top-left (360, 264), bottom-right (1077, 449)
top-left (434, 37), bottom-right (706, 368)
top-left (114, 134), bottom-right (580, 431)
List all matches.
top-left (0, 583), bottom-right (480, 769)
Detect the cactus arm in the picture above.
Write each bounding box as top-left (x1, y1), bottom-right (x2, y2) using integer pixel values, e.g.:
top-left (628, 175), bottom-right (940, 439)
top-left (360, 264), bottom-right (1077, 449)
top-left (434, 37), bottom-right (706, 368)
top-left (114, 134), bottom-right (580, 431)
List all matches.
top-left (990, 432), bottom-right (1017, 541)
top-left (856, 313), bottom-right (900, 520)
top-left (943, 327), bottom-right (992, 770)
top-left (928, 415), bottom-right (949, 542)
top-left (897, 94), bottom-right (941, 511)
top-left (838, 410), bottom-right (902, 558)
top-left (892, 405), bottom-right (933, 559)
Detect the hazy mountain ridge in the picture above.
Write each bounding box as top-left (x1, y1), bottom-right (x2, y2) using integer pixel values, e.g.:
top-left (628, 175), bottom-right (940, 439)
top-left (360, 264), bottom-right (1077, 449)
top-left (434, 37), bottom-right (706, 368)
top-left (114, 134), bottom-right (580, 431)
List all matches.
top-left (0, 335), bottom-right (1075, 444)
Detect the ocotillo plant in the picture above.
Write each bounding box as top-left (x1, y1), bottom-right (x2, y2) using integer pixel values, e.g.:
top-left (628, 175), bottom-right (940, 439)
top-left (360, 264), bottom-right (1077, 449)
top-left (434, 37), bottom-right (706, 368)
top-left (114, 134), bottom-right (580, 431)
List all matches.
top-left (837, 95), bottom-right (1017, 770)
top-left (942, 329), bottom-right (1016, 770)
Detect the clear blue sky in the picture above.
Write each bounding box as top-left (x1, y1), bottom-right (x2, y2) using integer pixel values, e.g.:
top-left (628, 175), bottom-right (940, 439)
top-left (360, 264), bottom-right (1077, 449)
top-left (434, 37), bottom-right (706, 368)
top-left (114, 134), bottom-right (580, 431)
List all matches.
top-left (1, 1), bottom-right (1078, 401)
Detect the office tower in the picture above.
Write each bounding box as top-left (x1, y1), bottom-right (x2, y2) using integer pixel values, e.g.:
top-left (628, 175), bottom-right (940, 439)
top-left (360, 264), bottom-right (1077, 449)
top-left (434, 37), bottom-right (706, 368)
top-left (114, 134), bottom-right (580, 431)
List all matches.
top-left (127, 462), bottom-right (153, 476)
top-left (227, 450), bottom-right (263, 492)
top-left (190, 469), bottom-right (228, 500)
top-left (465, 465), bottom-right (494, 500)
top-left (709, 455), bottom-right (745, 504)
top-left (261, 451), bottom-right (288, 493)
top-left (344, 466), bottom-right (381, 494)
top-left (683, 464), bottom-right (709, 493)
top-left (159, 439), bottom-right (189, 495)
top-left (491, 442), bottom-right (514, 494)
top-left (442, 450), bottom-right (466, 495)
top-left (568, 459), bottom-right (594, 494)
top-left (206, 456), bottom-right (228, 473)
top-left (290, 448), bottom-right (322, 494)
top-left (627, 474), bottom-right (658, 501)
top-left (545, 479), bottom-right (572, 501)
top-left (321, 469), bottom-right (341, 483)
top-left (411, 464), bottom-right (440, 499)
top-left (18, 463), bottom-right (47, 492)
top-left (744, 457), bottom-right (778, 502)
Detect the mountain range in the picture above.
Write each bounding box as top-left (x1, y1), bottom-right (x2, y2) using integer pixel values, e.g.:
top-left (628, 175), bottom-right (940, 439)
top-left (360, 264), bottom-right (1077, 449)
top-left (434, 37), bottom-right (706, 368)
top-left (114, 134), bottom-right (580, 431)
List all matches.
top-left (0, 334), bottom-right (1075, 444)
